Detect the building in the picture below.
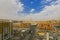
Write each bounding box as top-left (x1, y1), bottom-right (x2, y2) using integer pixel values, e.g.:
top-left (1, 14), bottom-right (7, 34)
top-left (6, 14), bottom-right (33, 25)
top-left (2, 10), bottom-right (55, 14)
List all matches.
top-left (13, 21), bottom-right (31, 30)
top-left (0, 19), bottom-right (13, 40)
top-left (37, 21), bottom-right (54, 31)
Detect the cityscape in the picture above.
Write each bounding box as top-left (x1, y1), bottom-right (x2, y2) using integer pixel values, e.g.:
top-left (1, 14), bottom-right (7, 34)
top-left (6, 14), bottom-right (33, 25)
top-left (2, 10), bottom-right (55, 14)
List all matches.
top-left (0, 0), bottom-right (60, 40)
top-left (0, 19), bottom-right (60, 40)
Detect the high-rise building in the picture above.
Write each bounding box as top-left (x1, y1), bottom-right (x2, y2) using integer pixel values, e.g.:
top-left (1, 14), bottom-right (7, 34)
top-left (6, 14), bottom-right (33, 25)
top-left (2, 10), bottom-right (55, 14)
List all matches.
top-left (0, 19), bottom-right (13, 40)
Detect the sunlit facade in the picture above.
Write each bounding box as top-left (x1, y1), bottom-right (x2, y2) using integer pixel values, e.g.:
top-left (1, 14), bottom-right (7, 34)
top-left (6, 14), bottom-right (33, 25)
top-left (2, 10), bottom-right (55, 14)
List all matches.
top-left (0, 20), bottom-right (13, 40)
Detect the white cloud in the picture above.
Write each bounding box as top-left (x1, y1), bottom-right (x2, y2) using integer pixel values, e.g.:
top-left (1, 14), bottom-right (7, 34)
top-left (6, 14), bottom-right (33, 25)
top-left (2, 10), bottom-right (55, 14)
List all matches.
top-left (0, 0), bottom-right (24, 20)
top-left (20, 0), bottom-right (60, 21)
top-left (30, 9), bottom-right (35, 12)
top-left (41, 0), bottom-right (52, 4)
top-left (0, 0), bottom-right (60, 21)
top-left (45, 0), bottom-right (52, 2)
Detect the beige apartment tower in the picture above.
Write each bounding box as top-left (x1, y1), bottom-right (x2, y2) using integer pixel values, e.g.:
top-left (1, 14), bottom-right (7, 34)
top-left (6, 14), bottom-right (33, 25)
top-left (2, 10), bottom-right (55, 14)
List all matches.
top-left (0, 20), bottom-right (13, 40)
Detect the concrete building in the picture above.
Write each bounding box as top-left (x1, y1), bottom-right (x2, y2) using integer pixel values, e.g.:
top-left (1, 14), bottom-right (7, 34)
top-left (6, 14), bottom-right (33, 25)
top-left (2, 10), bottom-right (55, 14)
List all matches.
top-left (0, 19), bottom-right (13, 40)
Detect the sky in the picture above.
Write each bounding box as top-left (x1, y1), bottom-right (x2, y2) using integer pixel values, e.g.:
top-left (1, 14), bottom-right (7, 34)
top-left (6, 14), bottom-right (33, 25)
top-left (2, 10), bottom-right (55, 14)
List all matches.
top-left (0, 0), bottom-right (60, 21)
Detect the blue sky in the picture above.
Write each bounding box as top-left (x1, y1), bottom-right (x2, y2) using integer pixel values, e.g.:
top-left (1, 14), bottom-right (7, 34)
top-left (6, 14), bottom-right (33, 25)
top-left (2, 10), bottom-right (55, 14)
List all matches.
top-left (18, 0), bottom-right (57, 14)
top-left (0, 0), bottom-right (60, 21)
